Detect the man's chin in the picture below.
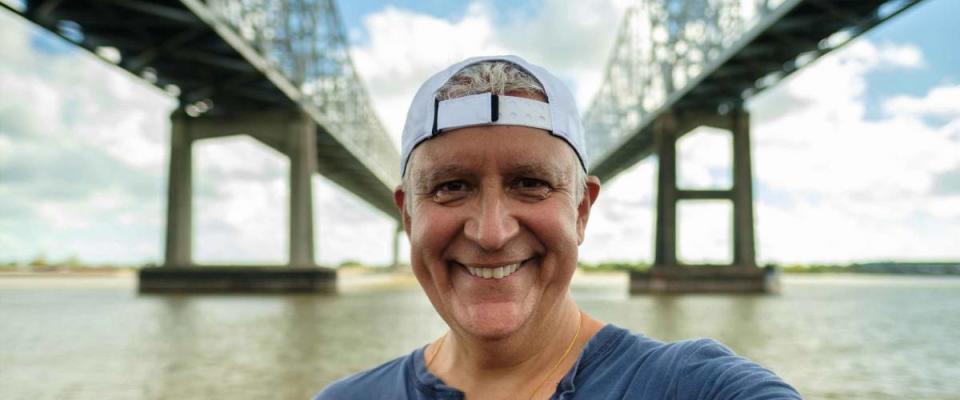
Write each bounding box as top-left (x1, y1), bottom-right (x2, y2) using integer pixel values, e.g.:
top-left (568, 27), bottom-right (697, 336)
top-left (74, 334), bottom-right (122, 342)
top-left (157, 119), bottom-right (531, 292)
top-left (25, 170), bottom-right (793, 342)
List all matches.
top-left (453, 302), bottom-right (531, 340)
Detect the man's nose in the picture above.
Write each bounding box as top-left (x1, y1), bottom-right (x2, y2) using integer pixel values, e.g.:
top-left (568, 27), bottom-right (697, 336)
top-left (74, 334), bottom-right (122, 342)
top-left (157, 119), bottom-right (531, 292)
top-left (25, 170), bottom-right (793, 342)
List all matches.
top-left (464, 189), bottom-right (519, 251)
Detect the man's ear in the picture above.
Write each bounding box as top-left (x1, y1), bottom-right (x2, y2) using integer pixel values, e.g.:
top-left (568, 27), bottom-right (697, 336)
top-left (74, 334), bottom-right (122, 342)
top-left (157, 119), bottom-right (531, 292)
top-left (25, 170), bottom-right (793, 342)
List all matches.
top-left (576, 176), bottom-right (601, 245)
top-left (393, 185), bottom-right (412, 237)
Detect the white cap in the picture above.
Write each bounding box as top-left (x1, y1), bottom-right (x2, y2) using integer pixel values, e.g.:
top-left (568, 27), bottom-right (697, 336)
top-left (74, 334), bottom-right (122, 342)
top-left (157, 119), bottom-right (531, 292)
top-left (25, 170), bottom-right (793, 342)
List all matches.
top-left (400, 55), bottom-right (588, 176)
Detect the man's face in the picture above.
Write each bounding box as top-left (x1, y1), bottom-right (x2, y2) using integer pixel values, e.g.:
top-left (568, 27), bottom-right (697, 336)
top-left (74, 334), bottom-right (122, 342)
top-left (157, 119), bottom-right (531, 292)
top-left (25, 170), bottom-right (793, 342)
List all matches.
top-left (396, 125), bottom-right (598, 340)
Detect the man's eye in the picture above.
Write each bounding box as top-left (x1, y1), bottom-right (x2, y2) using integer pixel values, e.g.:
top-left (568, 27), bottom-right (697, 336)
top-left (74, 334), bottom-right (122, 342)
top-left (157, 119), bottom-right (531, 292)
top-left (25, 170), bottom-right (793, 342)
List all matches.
top-left (516, 178), bottom-right (548, 189)
top-left (512, 178), bottom-right (552, 197)
top-left (437, 181), bottom-right (468, 193)
top-left (432, 180), bottom-right (470, 203)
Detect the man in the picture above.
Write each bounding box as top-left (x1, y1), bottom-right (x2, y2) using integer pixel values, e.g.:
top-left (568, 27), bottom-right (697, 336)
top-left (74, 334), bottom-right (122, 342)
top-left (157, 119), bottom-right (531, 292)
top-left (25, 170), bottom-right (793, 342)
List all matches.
top-left (316, 55), bottom-right (801, 399)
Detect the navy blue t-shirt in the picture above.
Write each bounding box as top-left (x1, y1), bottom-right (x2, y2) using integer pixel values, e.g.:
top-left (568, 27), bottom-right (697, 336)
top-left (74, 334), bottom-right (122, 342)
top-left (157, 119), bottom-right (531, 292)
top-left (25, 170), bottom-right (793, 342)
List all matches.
top-left (315, 324), bottom-right (801, 399)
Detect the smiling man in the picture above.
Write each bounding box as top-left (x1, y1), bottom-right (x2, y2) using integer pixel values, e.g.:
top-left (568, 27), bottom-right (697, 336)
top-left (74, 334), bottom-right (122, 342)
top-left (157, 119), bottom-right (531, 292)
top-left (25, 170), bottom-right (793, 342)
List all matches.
top-left (315, 56), bottom-right (801, 399)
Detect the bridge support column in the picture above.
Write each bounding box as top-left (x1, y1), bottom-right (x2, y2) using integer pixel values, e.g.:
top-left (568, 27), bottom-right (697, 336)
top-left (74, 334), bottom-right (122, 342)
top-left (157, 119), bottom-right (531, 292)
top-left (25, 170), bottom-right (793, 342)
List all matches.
top-left (653, 113), bottom-right (678, 267)
top-left (164, 112), bottom-right (193, 268)
top-left (391, 223), bottom-right (403, 269)
top-left (633, 107), bottom-right (776, 294)
top-left (732, 107), bottom-right (756, 267)
top-left (141, 109), bottom-right (335, 293)
top-left (288, 111), bottom-right (317, 268)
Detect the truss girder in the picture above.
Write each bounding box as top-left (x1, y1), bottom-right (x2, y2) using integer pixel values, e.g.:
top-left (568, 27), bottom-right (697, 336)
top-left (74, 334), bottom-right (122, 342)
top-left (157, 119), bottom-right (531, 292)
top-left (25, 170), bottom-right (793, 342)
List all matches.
top-left (584, 0), bottom-right (923, 182)
top-left (7, 0), bottom-right (400, 219)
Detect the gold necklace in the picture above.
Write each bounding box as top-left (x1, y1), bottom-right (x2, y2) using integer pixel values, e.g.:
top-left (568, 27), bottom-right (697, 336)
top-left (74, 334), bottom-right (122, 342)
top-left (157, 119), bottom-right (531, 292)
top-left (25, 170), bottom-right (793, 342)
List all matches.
top-left (425, 331), bottom-right (447, 370)
top-left (423, 310), bottom-right (584, 400)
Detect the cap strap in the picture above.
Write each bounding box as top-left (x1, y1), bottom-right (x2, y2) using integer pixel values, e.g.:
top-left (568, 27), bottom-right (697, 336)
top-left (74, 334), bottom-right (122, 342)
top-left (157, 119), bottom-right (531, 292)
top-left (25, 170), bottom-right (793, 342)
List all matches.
top-left (435, 93), bottom-right (552, 133)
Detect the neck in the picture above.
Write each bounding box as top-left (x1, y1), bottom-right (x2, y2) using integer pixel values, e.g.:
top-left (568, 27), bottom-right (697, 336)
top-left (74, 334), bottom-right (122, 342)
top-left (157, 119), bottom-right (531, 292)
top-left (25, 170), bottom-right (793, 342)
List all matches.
top-left (428, 297), bottom-right (596, 396)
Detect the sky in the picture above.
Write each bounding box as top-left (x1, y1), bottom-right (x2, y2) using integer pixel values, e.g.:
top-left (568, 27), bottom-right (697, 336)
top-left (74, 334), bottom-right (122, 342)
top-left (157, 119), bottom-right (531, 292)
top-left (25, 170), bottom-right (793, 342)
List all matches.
top-left (0, 0), bottom-right (957, 267)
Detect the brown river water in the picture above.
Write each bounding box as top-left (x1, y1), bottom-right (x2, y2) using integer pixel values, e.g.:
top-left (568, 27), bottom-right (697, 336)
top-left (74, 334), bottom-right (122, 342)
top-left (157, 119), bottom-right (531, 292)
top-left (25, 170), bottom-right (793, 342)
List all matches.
top-left (1, 272), bottom-right (958, 399)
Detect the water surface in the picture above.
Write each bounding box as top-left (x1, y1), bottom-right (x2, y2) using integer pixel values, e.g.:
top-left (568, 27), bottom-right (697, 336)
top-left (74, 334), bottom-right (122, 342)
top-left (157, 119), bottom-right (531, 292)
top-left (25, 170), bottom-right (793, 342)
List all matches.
top-left (1, 272), bottom-right (957, 399)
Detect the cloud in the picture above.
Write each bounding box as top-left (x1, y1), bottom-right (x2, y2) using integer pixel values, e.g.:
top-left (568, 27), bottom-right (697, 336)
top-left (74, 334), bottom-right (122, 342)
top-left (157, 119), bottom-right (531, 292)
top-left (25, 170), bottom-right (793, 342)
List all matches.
top-left (581, 38), bottom-right (959, 265)
top-left (351, 0), bottom-right (630, 143)
top-left (0, 14), bottom-right (176, 263)
top-left (580, 160), bottom-right (656, 262)
top-left (746, 40), bottom-right (959, 263)
top-left (2, 4), bottom-right (957, 267)
top-left (0, 11), bottom-right (402, 266)
top-left (190, 137), bottom-right (398, 266)
top-left (351, 4), bottom-right (507, 144)
top-left (884, 84), bottom-right (960, 119)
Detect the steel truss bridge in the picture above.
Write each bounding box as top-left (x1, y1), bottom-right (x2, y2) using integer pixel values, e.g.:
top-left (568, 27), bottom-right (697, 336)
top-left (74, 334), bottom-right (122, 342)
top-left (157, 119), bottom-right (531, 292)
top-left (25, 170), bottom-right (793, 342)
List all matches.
top-left (3, 0), bottom-right (923, 292)
top-left (582, 0), bottom-right (921, 292)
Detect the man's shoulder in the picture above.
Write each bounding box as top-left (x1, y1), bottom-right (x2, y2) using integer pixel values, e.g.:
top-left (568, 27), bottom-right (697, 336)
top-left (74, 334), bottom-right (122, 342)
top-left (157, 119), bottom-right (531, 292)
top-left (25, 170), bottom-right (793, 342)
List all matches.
top-left (579, 326), bottom-right (801, 399)
top-left (593, 328), bottom-right (770, 375)
top-left (587, 327), bottom-right (717, 372)
top-left (313, 352), bottom-right (414, 400)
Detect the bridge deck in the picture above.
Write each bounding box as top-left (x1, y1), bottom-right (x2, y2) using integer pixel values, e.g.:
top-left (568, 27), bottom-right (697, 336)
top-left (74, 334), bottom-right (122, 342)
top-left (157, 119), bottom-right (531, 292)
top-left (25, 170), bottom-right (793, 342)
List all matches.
top-left (589, 0), bottom-right (922, 182)
top-left (6, 0), bottom-right (399, 220)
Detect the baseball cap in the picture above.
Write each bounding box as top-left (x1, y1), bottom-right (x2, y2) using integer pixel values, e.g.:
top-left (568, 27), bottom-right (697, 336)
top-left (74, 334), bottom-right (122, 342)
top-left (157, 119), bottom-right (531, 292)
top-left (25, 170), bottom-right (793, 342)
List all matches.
top-left (400, 55), bottom-right (588, 177)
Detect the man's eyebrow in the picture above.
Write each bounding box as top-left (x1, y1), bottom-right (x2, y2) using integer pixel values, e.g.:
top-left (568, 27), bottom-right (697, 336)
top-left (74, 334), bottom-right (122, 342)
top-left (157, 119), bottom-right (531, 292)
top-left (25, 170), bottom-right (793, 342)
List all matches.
top-left (411, 161), bottom-right (571, 190)
top-left (412, 165), bottom-right (472, 190)
top-left (503, 162), bottom-right (568, 182)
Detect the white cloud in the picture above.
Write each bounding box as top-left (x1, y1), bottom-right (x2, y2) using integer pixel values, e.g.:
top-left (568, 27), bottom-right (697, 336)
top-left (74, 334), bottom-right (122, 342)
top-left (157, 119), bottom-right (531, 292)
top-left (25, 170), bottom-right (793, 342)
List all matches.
top-left (875, 42), bottom-right (925, 68)
top-left (580, 159), bottom-right (656, 263)
top-left (190, 136), bottom-right (400, 266)
top-left (351, 4), bottom-right (507, 144)
top-left (884, 84), bottom-right (960, 119)
top-left (580, 38), bottom-right (959, 265)
top-left (0, 14), bottom-right (174, 264)
top-left (678, 201), bottom-right (732, 264)
top-left (676, 127), bottom-right (733, 189)
top-left (2, 3), bottom-right (957, 267)
top-left (352, 0), bottom-right (630, 142)
top-left (0, 12), bottom-right (405, 266)
top-left (746, 40), bottom-right (959, 263)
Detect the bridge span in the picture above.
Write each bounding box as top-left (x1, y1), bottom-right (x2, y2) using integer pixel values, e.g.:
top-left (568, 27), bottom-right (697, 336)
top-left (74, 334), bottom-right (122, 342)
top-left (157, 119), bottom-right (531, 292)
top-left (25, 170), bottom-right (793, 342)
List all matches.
top-left (4, 0), bottom-right (401, 286)
top-left (3, 0), bottom-right (925, 292)
top-left (583, 0), bottom-right (922, 293)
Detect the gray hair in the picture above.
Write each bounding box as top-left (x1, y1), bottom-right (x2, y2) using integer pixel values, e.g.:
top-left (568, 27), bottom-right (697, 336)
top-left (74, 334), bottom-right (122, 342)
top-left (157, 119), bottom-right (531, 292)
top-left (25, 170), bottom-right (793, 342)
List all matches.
top-left (403, 61), bottom-right (587, 211)
top-left (436, 61), bottom-right (547, 101)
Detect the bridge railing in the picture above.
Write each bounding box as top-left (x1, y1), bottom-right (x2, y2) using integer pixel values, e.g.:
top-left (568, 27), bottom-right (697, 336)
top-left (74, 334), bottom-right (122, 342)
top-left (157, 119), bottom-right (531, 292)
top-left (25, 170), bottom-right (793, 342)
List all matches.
top-left (583, 0), bottom-right (785, 168)
top-left (202, 0), bottom-right (400, 187)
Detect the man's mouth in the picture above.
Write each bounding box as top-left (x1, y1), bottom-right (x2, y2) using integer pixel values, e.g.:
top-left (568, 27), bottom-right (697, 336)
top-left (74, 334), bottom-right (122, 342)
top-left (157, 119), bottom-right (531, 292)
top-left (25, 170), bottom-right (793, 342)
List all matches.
top-left (455, 260), bottom-right (528, 280)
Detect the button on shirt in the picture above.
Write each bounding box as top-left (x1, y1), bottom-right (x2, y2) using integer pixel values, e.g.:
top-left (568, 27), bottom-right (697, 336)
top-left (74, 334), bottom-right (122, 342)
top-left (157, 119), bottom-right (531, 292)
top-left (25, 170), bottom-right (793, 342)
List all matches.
top-left (315, 324), bottom-right (802, 399)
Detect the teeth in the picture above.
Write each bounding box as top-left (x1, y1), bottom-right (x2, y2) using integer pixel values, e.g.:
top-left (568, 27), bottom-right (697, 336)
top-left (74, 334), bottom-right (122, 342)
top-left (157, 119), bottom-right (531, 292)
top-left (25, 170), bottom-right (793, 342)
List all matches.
top-left (464, 263), bottom-right (521, 280)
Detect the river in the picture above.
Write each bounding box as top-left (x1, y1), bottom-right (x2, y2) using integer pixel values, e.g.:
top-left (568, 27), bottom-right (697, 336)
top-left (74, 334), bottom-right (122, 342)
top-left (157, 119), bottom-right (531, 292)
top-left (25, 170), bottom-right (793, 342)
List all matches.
top-left (1, 272), bottom-right (957, 399)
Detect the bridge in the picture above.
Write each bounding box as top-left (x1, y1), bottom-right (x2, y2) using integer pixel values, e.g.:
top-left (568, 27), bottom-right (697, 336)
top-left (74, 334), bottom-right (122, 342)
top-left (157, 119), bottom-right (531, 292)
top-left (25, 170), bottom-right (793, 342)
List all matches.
top-left (4, 0), bottom-right (401, 291)
top-left (3, 0), bottom-right (923, 292)
top-left (583, 0), bottom-right (921, 293)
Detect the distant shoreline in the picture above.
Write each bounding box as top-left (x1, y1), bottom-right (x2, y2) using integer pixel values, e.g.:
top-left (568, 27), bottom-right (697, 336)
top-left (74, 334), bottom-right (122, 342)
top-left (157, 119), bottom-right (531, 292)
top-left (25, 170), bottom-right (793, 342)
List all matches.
top-left (2, 262), bottom-right (959, 277)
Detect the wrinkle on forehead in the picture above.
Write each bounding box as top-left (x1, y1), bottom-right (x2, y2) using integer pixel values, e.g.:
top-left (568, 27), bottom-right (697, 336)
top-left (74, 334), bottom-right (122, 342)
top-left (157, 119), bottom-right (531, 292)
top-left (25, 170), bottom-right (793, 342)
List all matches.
top-left (404, 125), bottom-right (581, 197)
top-left (411, 150), bottom-right (572, 190)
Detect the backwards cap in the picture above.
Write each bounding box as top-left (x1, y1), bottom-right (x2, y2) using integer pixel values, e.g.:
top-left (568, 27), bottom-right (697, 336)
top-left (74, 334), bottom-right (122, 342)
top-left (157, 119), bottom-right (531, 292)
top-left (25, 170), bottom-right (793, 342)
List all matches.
top-left (400, 55), bottom-right (588, 177)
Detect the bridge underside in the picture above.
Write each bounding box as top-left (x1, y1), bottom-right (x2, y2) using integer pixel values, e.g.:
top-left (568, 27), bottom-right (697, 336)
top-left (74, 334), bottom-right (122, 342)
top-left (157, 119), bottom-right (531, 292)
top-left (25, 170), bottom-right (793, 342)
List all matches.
top-left (587, 0), bottom-right (920, 294)
top-left (591, 0), bottom-right (921, 181)
top-left (7, 0), bottom-right (406, 292)
top-left (9, 0), bottom-right (398, 219)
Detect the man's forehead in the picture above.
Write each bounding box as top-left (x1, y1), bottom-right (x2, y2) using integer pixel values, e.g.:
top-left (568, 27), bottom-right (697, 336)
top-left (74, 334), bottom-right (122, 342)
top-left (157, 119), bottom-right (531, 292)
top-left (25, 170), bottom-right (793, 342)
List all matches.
top-left (409, 131), bottom-right (575, 182)
top-left (413, 158), bottom-right (567, 180)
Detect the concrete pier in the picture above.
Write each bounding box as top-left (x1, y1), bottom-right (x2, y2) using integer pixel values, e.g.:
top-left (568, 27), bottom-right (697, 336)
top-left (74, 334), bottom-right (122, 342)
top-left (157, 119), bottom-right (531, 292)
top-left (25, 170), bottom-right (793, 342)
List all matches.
top-left (164, 114), bottom-right (193, 268)
top-left (138, 267), bottom-right (336, 293)
top-left (639, 106), bottom-right (778, 294)
top-left (630, 265), bottom-right (780, 294)
top-left (145, 109), bottom-right (335, 293)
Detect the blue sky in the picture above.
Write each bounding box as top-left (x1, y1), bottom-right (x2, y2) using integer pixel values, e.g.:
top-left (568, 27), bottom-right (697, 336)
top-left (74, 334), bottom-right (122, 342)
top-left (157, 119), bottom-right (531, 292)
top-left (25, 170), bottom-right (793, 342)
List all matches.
top-left (857, 0), bottom-right (960, 120)
top-left (0, 0), bottom-right (957, 266)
